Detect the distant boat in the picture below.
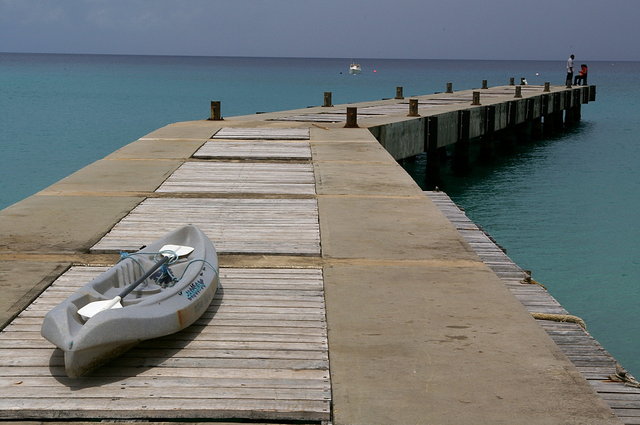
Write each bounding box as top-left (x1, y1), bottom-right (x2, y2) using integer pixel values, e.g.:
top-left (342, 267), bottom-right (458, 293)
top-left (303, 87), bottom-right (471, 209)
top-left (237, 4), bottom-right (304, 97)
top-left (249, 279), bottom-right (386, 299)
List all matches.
top-left (349, 62), bottom-right (361, 75)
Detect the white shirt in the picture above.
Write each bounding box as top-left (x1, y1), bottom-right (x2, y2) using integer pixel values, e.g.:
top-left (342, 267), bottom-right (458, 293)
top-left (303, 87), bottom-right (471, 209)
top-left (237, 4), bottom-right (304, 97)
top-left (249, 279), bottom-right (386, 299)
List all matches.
top-left (567, 57), bottom-right (574, 72)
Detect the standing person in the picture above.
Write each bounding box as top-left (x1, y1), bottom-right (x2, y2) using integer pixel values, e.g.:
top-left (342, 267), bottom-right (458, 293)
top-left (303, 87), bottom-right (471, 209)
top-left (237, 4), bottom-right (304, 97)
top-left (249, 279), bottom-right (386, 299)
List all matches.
top-left (566, 54), bottom-right (575, 86)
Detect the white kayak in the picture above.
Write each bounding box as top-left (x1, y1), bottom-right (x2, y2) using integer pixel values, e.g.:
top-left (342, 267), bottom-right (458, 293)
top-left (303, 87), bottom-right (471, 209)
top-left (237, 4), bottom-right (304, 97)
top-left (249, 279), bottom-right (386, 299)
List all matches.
top-left (41, 224), bottom-right (219, 378)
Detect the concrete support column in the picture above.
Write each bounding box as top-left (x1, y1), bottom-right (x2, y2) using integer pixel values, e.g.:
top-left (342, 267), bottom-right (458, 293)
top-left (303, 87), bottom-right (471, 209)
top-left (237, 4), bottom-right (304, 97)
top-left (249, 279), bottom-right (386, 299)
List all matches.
top-left (581, 87), bottom-right (589, 104)
top-left (453, 110), bottom-right (471, 174)
top-left (532, 97), bottom-right (543, 139)
top-left (564, 91), bottom-right (576, 125)
top-left (480, 105), bottom-right (495, 162)
top-left (520, 98), bottom-right (535, 141)
top-left (500, 100), bottom-right (518, 145)
top-left (570, 89), bottom-right (582, 123)
top-left (552, 93), bottom-right (563, 131)
top-left (425, 116), bottom-right (440, 189)
top-left (542, 94), bottom-right (553, 137)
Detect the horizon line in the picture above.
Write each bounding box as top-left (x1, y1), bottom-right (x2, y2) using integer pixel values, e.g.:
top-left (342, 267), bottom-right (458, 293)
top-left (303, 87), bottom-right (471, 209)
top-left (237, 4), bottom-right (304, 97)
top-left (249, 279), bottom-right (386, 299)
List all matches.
top-left (1, 50), bottom-right (636, 63)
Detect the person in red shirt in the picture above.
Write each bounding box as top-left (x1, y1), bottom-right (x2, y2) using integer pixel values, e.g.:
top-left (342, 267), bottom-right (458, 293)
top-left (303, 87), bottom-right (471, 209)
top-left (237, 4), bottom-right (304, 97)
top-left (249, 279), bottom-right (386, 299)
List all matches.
top-left (574, 64), bottom-right (588, 85)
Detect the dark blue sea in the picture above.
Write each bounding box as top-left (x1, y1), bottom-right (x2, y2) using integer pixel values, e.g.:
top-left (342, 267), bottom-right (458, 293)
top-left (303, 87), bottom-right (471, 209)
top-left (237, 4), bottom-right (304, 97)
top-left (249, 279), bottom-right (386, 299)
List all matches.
top-left (1, 53), bottom-right (639, 375)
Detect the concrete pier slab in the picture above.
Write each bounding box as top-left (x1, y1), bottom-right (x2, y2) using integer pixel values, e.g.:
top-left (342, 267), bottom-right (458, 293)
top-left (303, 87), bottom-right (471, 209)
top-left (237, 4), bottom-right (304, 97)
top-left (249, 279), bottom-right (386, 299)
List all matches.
top-left (40, 159), bottom-right (182, 194)
top-left (0, 196), bottom-right (143, 252)
top-left (106, 138), bottom-right (207, 160)
top-left (0, 261), bottom-right (68, 328)
top-left (325, 263), bottom-right (620, 424)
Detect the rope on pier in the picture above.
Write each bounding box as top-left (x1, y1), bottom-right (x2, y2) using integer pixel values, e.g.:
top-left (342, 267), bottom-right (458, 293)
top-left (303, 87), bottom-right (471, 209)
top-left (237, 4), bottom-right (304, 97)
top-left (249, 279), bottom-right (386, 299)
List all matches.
top-left (528, 278), bottom-right (547, 290)
top-left (610, 363), bottom-right (640, 388)
top-left (530, 312), bottom-right (587, 330)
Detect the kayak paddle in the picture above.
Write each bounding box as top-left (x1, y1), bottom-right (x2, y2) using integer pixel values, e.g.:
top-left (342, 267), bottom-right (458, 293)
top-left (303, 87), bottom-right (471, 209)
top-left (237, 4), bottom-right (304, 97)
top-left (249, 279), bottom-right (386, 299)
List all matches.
top-left (77, 244), bottom-right (194, 320)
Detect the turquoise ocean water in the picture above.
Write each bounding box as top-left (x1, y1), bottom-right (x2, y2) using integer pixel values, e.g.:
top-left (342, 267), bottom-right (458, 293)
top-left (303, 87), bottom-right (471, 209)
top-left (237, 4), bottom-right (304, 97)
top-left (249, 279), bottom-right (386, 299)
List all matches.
top-left (1, 53), bottom-right (639, 375)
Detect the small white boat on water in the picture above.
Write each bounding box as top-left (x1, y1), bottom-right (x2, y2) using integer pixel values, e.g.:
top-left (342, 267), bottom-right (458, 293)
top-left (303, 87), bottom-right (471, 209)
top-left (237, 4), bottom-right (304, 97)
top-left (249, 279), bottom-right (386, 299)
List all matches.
top-left (41, 224), bottom-right (219, 378)
top-left (349, 62), bottom-right (361, 74)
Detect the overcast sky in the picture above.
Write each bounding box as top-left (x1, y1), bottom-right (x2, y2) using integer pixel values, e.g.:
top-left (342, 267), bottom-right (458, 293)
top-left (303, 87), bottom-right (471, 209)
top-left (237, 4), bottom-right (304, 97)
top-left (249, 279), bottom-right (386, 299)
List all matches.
top-left (0, 0), bottom-right (637, 61)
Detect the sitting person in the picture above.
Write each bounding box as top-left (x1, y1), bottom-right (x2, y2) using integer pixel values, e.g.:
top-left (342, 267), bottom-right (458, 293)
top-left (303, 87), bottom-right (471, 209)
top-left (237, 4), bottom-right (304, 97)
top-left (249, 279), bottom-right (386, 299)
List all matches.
top-left (574, 64), bottom-right (588, 85)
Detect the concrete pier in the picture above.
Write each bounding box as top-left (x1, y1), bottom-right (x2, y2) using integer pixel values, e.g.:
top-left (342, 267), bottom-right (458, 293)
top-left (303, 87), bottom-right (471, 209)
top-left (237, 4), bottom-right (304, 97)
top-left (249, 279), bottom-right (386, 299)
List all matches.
top-left (0, 83), bottom-right (631, 424)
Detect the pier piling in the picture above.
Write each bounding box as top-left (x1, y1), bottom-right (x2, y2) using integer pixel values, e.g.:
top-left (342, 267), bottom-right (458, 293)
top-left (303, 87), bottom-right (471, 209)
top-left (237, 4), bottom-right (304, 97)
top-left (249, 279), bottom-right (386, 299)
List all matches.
top-left (425, 116), bottom-right (440, 189)
top-left (515, 86), bottom-right (522, 98)
top-left (472, 91), bottom-right (481, 105)
top-left (209, 101), bottom-right (222, 121)
top-left (407, 98), bottom-right (419, 116)
top-left (323, 91), bottom-right (333, 107)
top-left (453, 110), bottom-right (471, 173)
top-left (345, 106), bottom-right (358, 128)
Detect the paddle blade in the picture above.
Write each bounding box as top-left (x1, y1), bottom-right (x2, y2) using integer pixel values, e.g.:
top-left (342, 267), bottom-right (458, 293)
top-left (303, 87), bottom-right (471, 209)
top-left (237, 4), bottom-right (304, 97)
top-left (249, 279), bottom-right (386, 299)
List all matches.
top-left (78, 296), bottom-right (123, 320)
top-left (160, 244), bottom-right (194, 258)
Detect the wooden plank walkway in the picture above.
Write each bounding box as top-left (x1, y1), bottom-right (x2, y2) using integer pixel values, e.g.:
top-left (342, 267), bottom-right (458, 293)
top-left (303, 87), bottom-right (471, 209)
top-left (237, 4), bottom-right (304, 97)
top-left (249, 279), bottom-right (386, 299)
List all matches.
top-left (0, 266), bottom-right (330, 421)
top-left (213, 127), bottom-right (310, 140)
top-left (425, 190), bottom-right (640, 425)
top-left (95, 127), bottom-right (321, 255)
top-left (194, 140), bottom-right (311, 159)
top-left (91, 197), bottom-right (320, 255)
top-left (157, 162), bottom-right (316, 195)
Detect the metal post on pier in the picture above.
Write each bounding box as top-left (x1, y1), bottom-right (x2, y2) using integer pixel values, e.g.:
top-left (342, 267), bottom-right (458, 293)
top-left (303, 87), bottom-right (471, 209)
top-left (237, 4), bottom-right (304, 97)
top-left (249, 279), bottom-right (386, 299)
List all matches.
top-left (544, 82), bottom-right (550, 92)
top-left (446, 82), bottom-right (453, 93)
top-left (482, 80), bottom-right (488, 89)
top-left (509, 77), bottom-right (515, 86)
top-left (395, 87), bottom-right (404, 100)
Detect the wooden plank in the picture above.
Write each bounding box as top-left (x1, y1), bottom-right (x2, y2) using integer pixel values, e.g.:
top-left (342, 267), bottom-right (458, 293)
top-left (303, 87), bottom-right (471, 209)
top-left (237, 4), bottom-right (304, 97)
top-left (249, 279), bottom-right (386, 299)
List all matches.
top-left (212, 127), bottom-right (310, 140)
top-left (194, 140), bottom-right (311, 159)
top-left (0, 266), bottom-right (330, 421)
top-left (0, 375), bottom-right (329, 389)
top-left (0, 365), bottom-right (329, 380)
top-left (157, 162), bottom-right (316, 195)
top-left (0, 386), bottom-right (331, 401)
top-left (0, 398), bottom-right (330, 420)
top-left (90, 198), bottom-right (320, 255)
top-left (273, 113), bottom-right (347, 123)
